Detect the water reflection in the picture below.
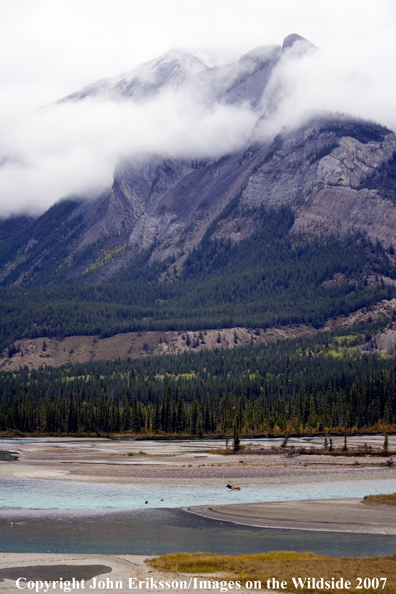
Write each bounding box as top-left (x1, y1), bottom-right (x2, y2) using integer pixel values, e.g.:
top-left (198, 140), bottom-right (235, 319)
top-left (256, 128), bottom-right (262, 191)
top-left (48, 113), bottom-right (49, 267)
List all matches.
top-left (0, 509), bottom-right (395, 557)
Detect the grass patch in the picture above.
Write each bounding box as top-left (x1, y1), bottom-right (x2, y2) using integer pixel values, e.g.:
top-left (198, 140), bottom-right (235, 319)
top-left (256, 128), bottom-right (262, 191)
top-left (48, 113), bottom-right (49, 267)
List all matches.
top-left (148, 551), bottom-right (396, 593)
top-left (208, 446), bottom-right (245, 455)
top-left (209, 449), bottom-right (233, 455)
top-left (363, 493), bottom-right (396, 506)
top-left (127, 451), bottom-right (147, 456)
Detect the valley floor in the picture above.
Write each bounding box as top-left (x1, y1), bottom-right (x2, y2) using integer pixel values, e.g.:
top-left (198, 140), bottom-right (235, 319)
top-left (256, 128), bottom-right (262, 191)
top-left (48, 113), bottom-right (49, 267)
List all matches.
top-left (0, 437), bottom-right (395, 593)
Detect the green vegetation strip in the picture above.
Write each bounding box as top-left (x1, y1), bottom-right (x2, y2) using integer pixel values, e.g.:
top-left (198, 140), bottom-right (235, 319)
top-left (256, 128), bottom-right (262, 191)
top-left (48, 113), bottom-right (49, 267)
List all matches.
top-left (148, 551), bottom-right (396, 594)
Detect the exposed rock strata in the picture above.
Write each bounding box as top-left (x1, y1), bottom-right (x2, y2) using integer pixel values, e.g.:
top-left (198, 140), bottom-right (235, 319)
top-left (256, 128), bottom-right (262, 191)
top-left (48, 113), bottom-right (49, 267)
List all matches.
top-left (77, 125), bottom-right (396, 276)
top-left (4, 35), bottom-right (396, 285)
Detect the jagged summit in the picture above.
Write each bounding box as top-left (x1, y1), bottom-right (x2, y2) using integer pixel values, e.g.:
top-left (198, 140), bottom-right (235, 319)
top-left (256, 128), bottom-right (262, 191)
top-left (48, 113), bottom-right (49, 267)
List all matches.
top-left (63, 49), bottom-right (209, 102)
top-left (10, 36), bottom-right (396, 285)
top-left (62, 36), bottom-right (312, 105)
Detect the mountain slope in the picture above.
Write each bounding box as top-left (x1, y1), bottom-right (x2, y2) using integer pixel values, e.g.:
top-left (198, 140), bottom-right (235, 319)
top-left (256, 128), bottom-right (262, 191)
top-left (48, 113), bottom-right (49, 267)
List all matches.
top-left (1, 115), bottom-right (395, 288)
top-left (0, 200), bottom-right (394, 356)
top-left (1, 36), bottom-right (396, 357)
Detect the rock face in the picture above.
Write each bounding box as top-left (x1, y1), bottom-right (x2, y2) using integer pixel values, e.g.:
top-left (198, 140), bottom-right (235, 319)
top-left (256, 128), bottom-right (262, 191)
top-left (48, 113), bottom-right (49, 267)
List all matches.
top-left (2, 116), bottom-right (395, 285)
top-left (75, 149), bottom-right (265, 266)
top-left (1, 36), bottom-right (396, 285)
top-left (69, 118), bottom-right (396, 280)
top-left (237, 124), bottom-right (396, 248)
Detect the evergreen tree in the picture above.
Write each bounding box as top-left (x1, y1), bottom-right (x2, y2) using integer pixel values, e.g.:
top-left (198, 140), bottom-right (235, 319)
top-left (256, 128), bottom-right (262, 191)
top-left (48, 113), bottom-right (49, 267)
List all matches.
top-left (233, 425), bottom-right (240, 452)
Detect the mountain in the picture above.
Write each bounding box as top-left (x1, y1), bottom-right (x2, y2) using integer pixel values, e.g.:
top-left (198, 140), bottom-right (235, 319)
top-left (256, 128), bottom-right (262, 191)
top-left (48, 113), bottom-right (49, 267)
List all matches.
top-left (1, 34), bottom-right (396, 360)
top-left (61, 49), bottom-right (210, 102)
top-left (61, 33), bottom-right (313, 108)
top-left (1, 115), bottom-right (395, 286)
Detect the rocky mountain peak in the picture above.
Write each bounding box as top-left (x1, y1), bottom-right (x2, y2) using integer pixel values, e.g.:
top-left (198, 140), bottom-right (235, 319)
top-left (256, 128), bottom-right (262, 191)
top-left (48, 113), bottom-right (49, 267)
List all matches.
top-left (61, 36), bottom-right (315, 107)
top-left (62, 49), bottom-right (209, 102)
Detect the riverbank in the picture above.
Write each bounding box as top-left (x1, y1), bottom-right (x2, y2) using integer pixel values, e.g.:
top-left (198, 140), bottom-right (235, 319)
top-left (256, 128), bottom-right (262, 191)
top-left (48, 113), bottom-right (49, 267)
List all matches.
top-left (188, 497), bottom-right (396, 534)
top-left (2, 549), bottom-right (396, 594)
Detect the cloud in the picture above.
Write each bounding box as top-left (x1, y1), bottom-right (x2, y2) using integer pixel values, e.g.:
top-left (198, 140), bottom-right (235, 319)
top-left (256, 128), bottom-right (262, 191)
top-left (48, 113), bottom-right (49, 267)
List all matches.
top-left (1, 0), bottom-right (394, 113)
top-left (1, 0), bottom-right (396, 217)
top-left (256, 31), bottom-right (396, 137)
top-left (0, 91), bottom-right (257, 217)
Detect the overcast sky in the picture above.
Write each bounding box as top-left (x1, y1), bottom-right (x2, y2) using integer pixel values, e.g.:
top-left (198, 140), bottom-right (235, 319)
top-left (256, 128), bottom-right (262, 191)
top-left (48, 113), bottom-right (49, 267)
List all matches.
top-left (1, 0), bottom-right (396, 216)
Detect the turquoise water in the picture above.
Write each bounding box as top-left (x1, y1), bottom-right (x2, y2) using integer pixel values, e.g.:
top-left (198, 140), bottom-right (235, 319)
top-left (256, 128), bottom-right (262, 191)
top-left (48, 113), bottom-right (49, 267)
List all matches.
top-left (1, 478), bottom-right (395, 557)
top-left (1, 439), bottom-right (394, 556)
top-left (0, 478), bottom-right (395, 510)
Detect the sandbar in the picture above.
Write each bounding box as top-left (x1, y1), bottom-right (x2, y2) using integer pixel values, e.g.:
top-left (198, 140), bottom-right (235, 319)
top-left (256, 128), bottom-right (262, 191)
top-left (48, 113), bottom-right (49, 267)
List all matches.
top-left (0, 436), bottom-right (395, 485)
top-left (189, 497), bottom-right (396, 534)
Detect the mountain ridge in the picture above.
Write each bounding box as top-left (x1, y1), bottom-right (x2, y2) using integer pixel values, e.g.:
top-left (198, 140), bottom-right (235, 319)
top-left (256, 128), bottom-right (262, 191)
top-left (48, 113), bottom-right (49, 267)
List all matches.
top-left (60, 33), bottom-right (314, 109)
top-left (61, 49), bottom-right (210, 103)
top-left (1, 115), bottom-right (395, 287)
top-left (1, 35), bottom-right (396, 357)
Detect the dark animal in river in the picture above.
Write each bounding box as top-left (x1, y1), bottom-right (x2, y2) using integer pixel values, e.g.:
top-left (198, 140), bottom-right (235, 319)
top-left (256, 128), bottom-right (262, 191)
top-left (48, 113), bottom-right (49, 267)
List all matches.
top-left (226, 483), bottom-right (241, 490)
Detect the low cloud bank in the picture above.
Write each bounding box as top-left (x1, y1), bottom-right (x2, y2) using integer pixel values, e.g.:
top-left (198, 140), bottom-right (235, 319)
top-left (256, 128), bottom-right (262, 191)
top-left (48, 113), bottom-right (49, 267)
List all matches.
top-left (257, 38), bottom-right (396, 138)
top-left (0, 92), bottom-right (257, 217)
top-left (1, 35), bottom-right (395, 218)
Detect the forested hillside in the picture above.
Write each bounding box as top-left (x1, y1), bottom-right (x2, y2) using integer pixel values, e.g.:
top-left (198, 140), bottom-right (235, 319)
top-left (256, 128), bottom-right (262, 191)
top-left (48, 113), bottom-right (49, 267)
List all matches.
top-left (1, 328), bottom-right (395, 436)
top-left (2, 35), bottom-right (396, 438)
top-left (1, 207), bottom-right (394, 355)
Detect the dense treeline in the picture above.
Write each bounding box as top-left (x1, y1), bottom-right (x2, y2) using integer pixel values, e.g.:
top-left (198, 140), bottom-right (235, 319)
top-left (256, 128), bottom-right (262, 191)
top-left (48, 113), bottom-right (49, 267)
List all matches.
top-left (1, 332), bottom-right (395, 435)
top-left (0, 208), bottom-right (394, 353)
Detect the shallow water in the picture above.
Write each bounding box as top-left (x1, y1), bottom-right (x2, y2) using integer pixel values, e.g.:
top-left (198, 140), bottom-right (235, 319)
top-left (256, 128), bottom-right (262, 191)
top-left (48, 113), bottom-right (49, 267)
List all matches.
top-left (1, 478), bottom-right (395, 557)
top-left (1, 478), bottom-right (395, 510)
top-left (0, 508), bottom-right (395, 557)
top-left (0, 435), bottom-right (375, 453)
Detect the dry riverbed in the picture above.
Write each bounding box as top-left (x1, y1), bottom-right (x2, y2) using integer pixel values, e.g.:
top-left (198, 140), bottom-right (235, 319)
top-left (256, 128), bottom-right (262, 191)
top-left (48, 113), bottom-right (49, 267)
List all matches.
top-left (0, 435), bottom-right (395, 485)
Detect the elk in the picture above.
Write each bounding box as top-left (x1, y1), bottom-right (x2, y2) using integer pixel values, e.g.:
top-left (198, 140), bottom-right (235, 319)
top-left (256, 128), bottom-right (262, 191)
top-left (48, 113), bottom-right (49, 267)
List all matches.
top-left (226, 483), bottom-right (241, 490)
